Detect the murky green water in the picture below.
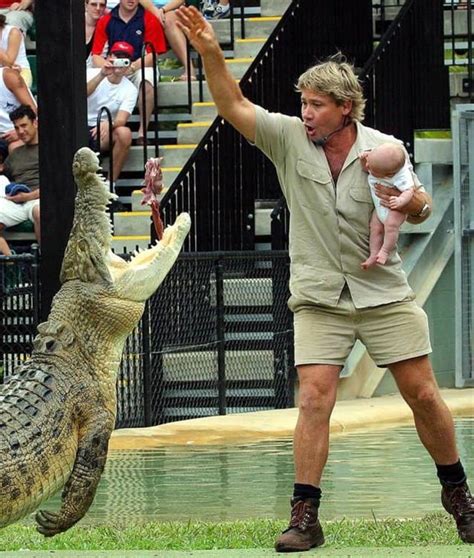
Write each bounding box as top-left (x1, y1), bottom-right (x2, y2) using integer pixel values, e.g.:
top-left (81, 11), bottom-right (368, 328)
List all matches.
top-left (40, 418), bottom-right (473, 525)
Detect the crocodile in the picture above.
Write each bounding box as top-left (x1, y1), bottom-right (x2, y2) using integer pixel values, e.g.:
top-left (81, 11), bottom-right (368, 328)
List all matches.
top-left (0, 147), bottom-right (191, 535)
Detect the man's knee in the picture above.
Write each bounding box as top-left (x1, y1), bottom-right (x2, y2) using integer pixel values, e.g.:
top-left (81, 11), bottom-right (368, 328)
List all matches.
top-left (402, 381), bottom-right (442, 412)
top-left (298, 381), bottom-right (337, 418)
top-left (32, 204), bottom-right (40, 222)
top-left (113, 126), bottom-right (132, 147)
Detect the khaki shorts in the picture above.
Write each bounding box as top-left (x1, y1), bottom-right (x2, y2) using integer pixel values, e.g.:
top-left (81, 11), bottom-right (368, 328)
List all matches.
top-left (292, 287), bottom-right (432, 367)
top-left (129, 66), bottom-right (160, 88)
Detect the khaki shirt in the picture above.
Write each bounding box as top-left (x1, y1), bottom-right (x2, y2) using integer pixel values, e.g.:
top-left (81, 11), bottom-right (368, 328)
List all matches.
top-left (254, 105), bottom-right (416, 309)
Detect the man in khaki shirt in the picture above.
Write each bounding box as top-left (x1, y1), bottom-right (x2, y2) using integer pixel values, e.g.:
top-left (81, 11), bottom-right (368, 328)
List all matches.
top-left (176, 6), bottom-right (474, 552)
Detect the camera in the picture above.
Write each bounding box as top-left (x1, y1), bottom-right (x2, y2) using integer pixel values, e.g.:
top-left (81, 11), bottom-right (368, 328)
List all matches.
top-left (112, 58), bottom-right (131, 68)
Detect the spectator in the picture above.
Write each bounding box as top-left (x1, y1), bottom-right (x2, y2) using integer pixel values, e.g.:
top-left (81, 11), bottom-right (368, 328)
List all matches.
top-left (104, 1), bottom-right (195, 80)
top-left (85, 0), bottom-right (108, 66)
top-left (144, 1), bottom-right (196, 80)
top-left (92, 0), bottom-right (167, 146)
top-left (87, 41), bottom-right (138, 191)
top-left (202, 0), bottom-right (230, 20)
top-left (0, 66), bottom-right (36, 161)
top-left (0, 14), bottom-right (31, 86)
top-left (0, 104), bottom-right (39, 255)
top-left (0, 0), bottom-right (34, 35)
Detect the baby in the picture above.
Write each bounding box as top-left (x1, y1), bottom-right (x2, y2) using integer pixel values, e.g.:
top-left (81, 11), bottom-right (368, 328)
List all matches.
top-left (359, 142), bottom-right (414, 269)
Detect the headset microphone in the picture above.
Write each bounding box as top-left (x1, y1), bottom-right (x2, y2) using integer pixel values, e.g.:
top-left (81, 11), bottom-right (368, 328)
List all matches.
top-left (312, 117), bottom-right (349, 147)
top-left (313, 136), bottom-right (328, 147)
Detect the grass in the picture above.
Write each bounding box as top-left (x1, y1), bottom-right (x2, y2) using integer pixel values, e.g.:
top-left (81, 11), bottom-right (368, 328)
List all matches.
top-left (0, 514), bottom-right (461, 551)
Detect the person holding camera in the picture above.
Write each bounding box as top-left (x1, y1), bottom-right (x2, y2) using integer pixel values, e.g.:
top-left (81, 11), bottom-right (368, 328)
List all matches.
top-left (87, 41), bottom-right (138, 193)
top-left (91, 0), bottom-right (166, 146)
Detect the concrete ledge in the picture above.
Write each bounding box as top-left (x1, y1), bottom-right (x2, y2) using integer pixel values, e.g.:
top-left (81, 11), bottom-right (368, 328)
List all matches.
top-left (110, 388), bottom-right (474, 449)
top-left (414, 137), bottom-right (453, 164)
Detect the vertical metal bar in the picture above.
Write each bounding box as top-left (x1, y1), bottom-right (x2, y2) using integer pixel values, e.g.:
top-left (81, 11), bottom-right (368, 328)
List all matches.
top-left (240, 0), bottom-right (245, 40)
top-left (36, 0), bottom-right (88, 320)
top-left (197, 54), bottom-right (204, 102)
top-left (186, 38), bottom-right (192, 113)
top-left (451, 0), bottom-right (456, 67)
top-left (467, 0), bottom-right (473, 101)
top-left (229, 0), bottom-right (235, 51)
top-left (96, 106), bottom-right (114, 195)
top-left (31, 244), bottom-right (40, 329)
top-left (141, 301), bottom-right (153, 425)
top-left (215, 256), bottom-right (226, 415)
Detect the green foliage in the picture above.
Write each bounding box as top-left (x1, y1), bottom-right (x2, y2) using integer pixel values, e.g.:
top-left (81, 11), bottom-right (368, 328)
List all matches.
top-left (0, 514), bottom-right (460, 551)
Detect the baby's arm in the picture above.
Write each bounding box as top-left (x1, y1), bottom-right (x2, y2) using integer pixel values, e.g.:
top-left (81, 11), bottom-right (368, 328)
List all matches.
top-left (388, 187), bottom-right (414, 210)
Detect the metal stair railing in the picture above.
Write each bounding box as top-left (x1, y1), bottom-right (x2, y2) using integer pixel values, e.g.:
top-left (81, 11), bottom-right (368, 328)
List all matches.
top-left (96, 105), bottom-right (114, 192)
top-left (444, 0), bottom-right (473, 102)
top-left (361, 0), bottom-right (449, 154)
top-left (139, 41), bottom-right (159, 166)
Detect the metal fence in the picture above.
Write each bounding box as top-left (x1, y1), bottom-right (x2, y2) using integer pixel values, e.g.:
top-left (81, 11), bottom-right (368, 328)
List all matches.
top-left (0, 250), bottom-right (294, 428)
top-left (453, 103), bottom-right (474, 387)
top-left (0, 249), bottom-right (40, 379)
top-left (362, 0), bottom-right (450, 156)
top-left (444, 0), bottom-right (473, 101)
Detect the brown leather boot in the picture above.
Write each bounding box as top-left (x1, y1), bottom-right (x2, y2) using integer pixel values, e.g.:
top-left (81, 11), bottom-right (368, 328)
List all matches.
top-left (275, 497), bottom-right (325, 552)
top-left (441, 482), bottom-right (474, 543)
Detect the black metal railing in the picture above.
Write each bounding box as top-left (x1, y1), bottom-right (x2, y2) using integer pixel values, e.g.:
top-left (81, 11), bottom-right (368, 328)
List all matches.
top-left (139, 41), bottom-right (160, 165)
top-left (0, 249), bottom-right (40, 380)
top-left (1, 250), bottom-right (294, 428)
top-left (444, 0), bottom-right (473, 101)
top-left (160, 0), bottom-right (373, 252)
top-left (96, 105), bottom-right (114, 193)
top-left (361, 0), bottom-right (450, 154)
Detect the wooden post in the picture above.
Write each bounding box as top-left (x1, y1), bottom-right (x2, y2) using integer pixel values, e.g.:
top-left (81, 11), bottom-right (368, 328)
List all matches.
top-left (35, 0), bottom-right (88, 320)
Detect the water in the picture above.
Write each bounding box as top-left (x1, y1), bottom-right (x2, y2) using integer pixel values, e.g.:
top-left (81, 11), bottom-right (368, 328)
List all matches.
top-left (39, 418), bottom-right (473, 525)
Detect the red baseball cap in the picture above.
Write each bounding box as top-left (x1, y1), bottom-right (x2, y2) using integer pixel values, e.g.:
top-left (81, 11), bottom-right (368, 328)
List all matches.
top-left (110, 41), bottom-right (134, 58)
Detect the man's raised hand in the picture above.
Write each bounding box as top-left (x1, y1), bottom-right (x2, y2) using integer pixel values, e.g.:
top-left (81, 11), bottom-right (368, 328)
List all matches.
top-left (175, 5), bottom-right (217, 56)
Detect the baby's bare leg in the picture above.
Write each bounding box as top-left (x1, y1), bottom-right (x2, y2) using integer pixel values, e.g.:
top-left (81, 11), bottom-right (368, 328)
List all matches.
top-left (376, 209), bottom-right (406, 265)
top-left (361, 212), bottom-right (384, 269)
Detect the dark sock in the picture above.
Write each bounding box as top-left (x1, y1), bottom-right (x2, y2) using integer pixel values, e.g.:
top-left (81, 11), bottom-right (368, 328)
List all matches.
top-left (293, 483), bottom-right (322, 503)
top-left (436, 460), bottom-right (467, 486)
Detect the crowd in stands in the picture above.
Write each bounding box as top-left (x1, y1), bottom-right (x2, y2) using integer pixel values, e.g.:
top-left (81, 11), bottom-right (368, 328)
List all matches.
top-left (0, 0), bottom-right (234, 255)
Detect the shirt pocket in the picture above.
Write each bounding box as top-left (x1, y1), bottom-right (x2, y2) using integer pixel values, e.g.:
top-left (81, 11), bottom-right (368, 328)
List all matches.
top-left (349, 185), bottom-right (374, 233)
top-left (296, 159), bottom-right (332, 215)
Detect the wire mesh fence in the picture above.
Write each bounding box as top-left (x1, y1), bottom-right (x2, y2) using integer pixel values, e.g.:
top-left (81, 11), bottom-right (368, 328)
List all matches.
top-left (453, 104), bottom-right (474, 387)
top-left (0, 249), bottom-right (40, 381)
top-left (0, 250), bottom-right (295, 427)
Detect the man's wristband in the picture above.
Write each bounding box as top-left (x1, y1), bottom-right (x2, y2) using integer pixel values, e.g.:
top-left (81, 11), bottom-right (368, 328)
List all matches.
top-left (413, 202), bottom-right (431, 218)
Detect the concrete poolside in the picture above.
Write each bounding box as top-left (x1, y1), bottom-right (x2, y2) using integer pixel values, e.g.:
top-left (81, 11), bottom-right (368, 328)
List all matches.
top-left (110, 388), bottom-right (474, 449)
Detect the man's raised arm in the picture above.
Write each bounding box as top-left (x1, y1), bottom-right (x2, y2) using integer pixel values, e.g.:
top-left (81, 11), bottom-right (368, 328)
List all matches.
top-left (175, 5), bottom-right (256, 142)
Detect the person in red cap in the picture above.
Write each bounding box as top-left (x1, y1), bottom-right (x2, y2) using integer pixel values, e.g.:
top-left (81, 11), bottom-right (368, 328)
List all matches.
top-left (87, 41), bottom-right (138, 201)
top-left (91, 0), bottom-right (166, 145)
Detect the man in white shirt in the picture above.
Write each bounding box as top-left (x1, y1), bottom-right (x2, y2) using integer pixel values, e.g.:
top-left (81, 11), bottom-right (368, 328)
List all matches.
top-left (87, 41), bottom-right (138, 188)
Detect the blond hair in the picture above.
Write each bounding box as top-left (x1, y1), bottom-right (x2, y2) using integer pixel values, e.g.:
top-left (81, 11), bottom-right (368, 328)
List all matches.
top-left (296, 53), bottom-right (366, 122)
